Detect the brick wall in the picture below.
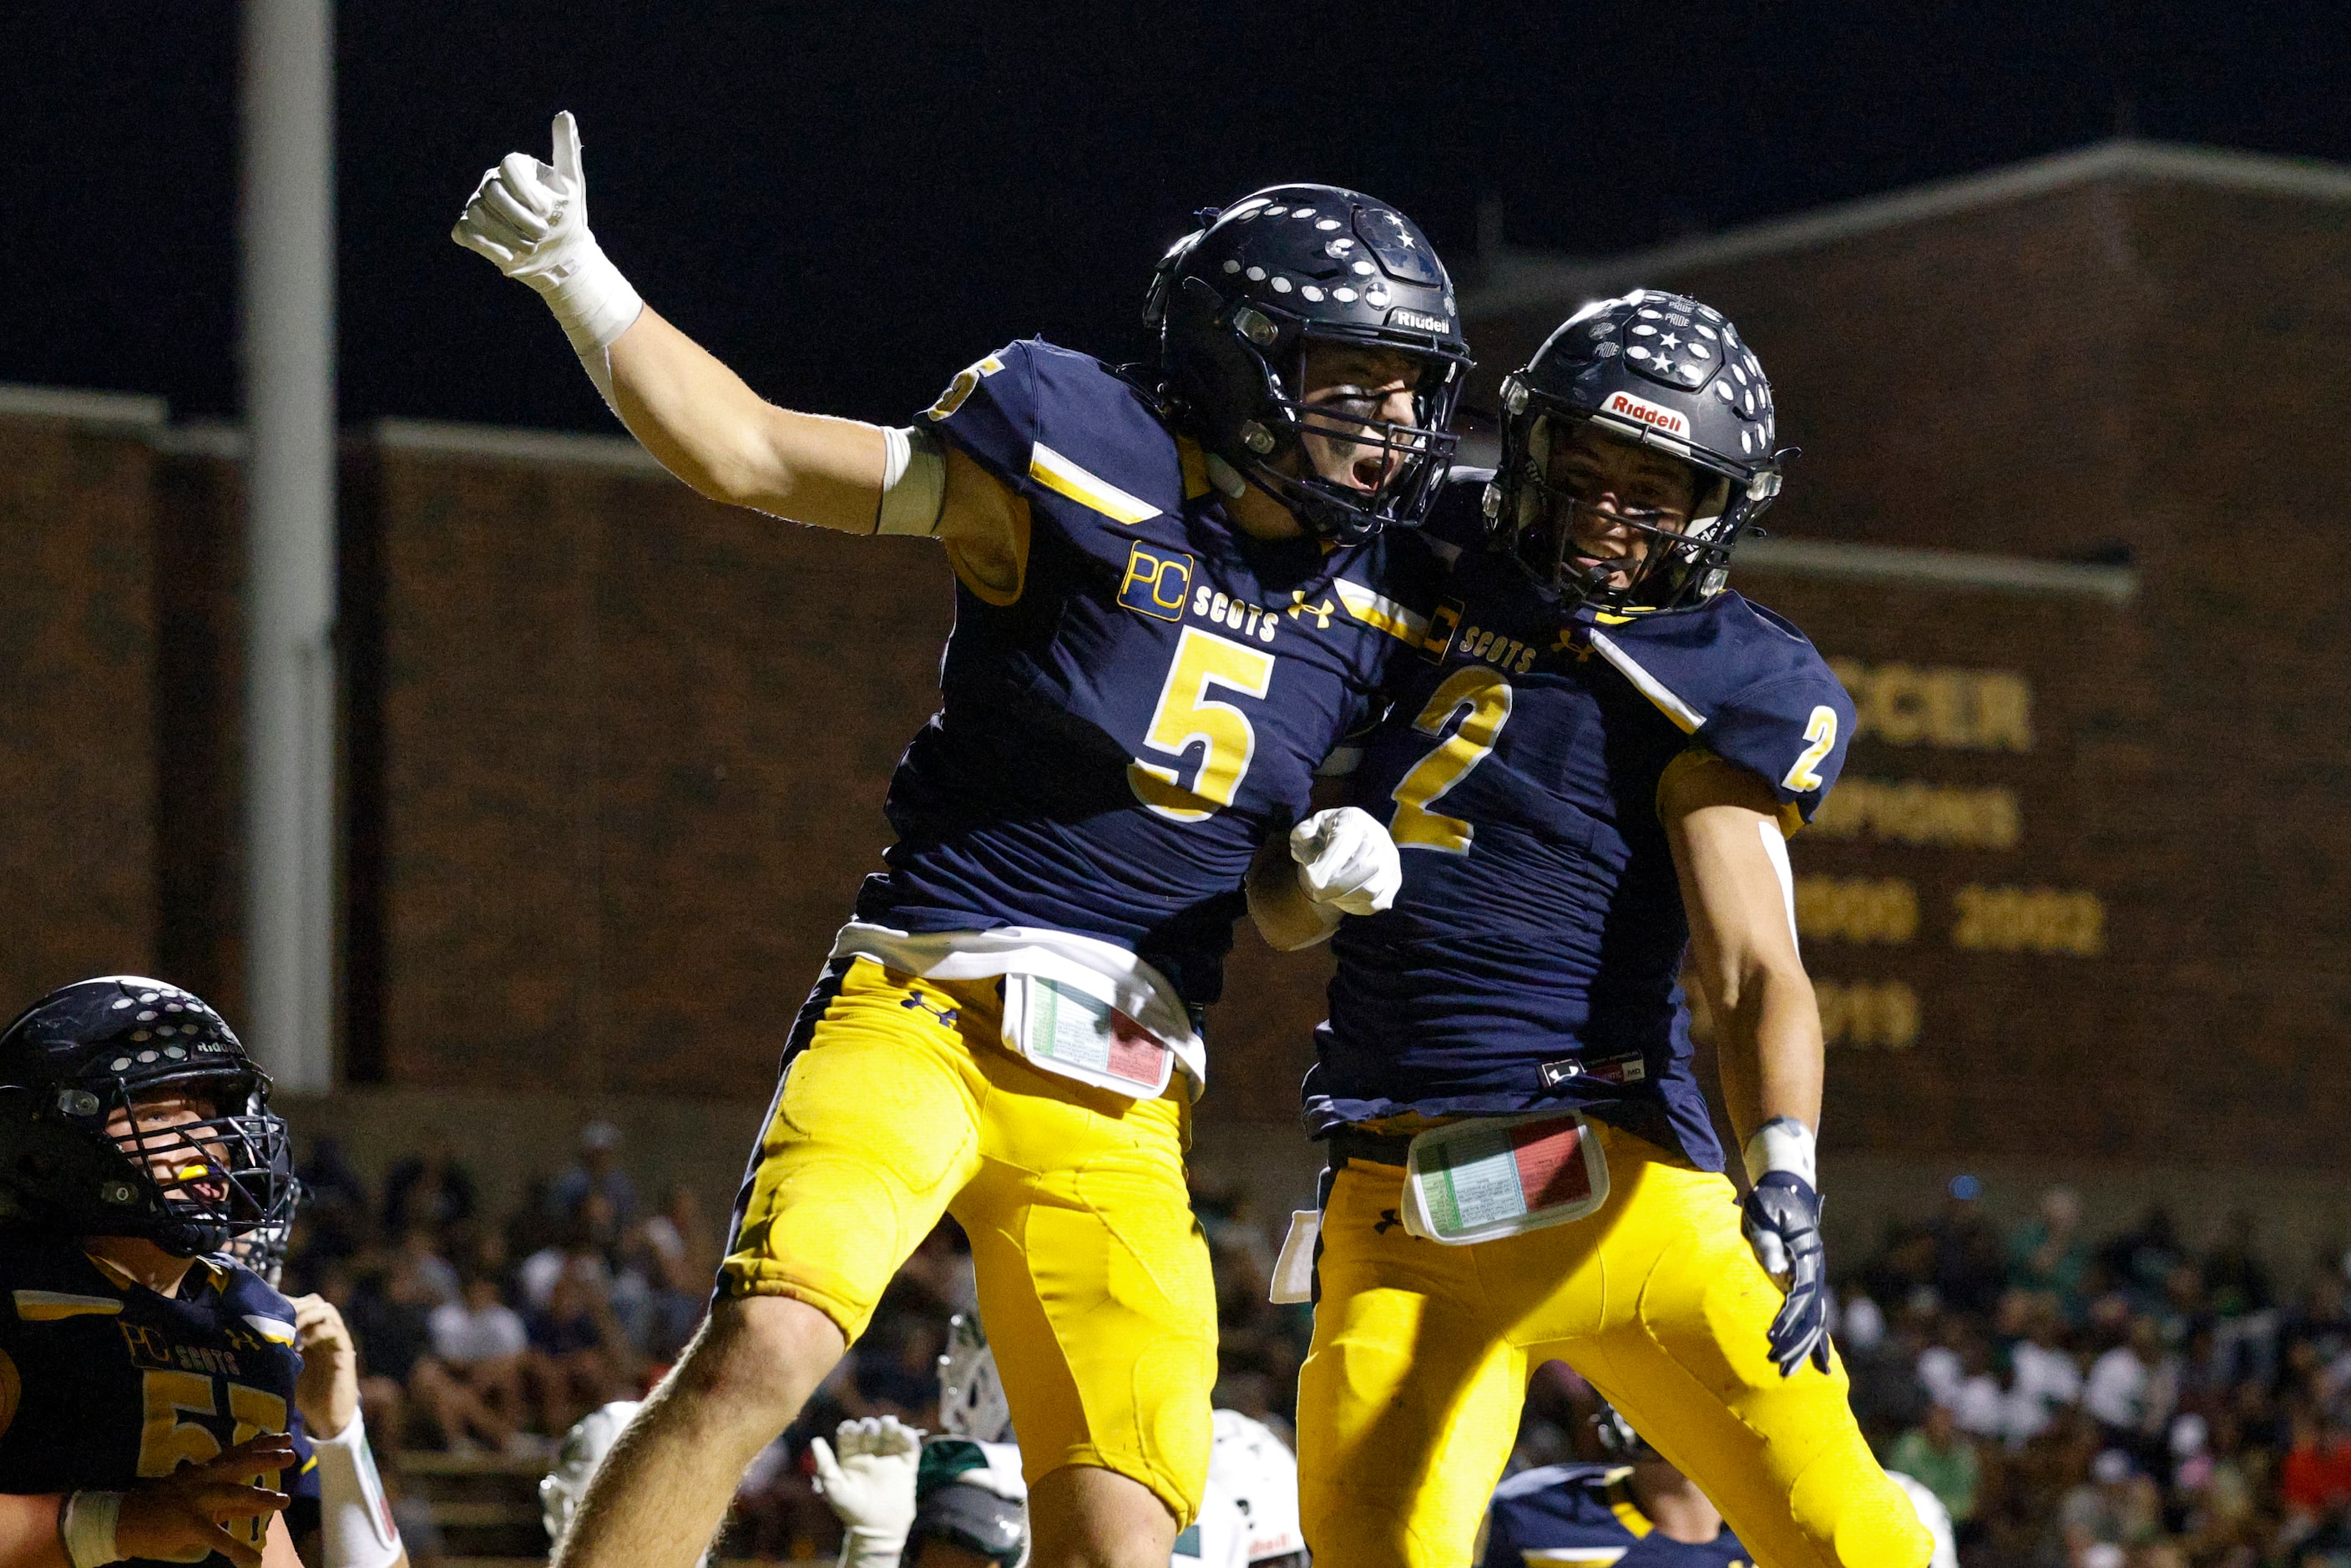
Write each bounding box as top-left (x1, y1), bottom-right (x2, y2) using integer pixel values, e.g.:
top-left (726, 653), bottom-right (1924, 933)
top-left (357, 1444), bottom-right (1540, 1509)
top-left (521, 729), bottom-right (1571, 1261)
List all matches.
top-left (0, 412), bottom-right (159, 1007)
top-left (361, 443), bottom-right (953, 1098)
top-left (1472, 183), bottom-right (2144, 559)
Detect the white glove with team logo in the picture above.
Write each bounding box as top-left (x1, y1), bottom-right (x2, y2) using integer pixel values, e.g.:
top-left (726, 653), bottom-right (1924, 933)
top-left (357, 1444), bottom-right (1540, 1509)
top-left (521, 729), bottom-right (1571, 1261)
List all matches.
top-left (1290, 807), bottom-right (1403, 917)
top-left (809, 1415), bottom-right (923, 1568)
top-left (450, 113), bottom-right (643, 400)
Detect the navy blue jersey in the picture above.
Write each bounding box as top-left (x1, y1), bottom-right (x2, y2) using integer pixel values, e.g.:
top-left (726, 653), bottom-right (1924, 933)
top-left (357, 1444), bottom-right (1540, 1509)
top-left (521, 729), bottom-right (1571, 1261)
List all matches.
top-left (854, 339), bottom-right (1440, 1007)
top-left (1308, 480), bottom-right (1853, 1162)
top-left (0, 1232), bottom-right (302, 1565)
top-left (1483, 1463), bottom-right (1752, 1566)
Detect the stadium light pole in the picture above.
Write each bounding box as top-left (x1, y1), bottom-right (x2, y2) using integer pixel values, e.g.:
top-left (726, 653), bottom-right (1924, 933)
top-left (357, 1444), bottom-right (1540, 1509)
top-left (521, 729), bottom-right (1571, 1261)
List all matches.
top-left (239, 0), bottom-right (338, 1093)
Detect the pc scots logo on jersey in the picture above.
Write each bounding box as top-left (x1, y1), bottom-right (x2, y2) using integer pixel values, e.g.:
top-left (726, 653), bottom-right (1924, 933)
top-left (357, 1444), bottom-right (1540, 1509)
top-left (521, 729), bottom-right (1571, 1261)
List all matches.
top-left (1118, 543), bottom-right (1195, 623)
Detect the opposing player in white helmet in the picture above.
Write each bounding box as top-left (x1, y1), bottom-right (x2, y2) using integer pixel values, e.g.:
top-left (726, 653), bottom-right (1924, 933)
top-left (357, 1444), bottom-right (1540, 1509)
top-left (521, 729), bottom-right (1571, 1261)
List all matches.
top-left (1206, 1411), bottom-right (1304, 1568)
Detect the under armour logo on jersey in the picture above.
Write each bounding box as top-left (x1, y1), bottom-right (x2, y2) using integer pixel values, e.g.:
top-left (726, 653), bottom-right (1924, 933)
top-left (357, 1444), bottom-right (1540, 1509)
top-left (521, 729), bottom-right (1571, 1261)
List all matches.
top-left (1287, 590), bottom-right (1335, 629)
top-left (900, 994), bottom-right (960, 1029)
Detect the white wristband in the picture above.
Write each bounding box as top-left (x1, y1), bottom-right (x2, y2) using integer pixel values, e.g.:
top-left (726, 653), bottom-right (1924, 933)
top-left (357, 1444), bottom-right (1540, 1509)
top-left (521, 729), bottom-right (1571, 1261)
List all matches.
top-left (311, 1416), bottom-right (403, 1568)
top-left (526, 239), bottom-right (643, 349)
top-left (524, 240), bottom-right (644, 412)
top-left (61, 1490), bottom-right (124, 1568)
top-left (1742, 1115), bottom-right (1818, 1189)
top-left (876, 425), bottom-right (948, 537)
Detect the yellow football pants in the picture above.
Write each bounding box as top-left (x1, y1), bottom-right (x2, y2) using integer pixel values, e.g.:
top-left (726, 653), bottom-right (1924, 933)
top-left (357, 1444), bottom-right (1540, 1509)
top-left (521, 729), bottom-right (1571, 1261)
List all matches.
top-left (1297, 1120), bottom-right (1929, 1568)
top-left (720, 956), bottom-right (1216, 1523)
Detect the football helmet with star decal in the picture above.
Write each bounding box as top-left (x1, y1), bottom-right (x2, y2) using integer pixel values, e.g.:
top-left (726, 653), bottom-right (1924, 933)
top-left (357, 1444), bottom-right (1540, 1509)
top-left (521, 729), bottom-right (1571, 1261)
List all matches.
top-left (0, 975), bottom-right (294, 1257)
top-left (1146, 184), bottom-right (1472, 544)
top-left (1486, 289), bottom-right (1786, 610)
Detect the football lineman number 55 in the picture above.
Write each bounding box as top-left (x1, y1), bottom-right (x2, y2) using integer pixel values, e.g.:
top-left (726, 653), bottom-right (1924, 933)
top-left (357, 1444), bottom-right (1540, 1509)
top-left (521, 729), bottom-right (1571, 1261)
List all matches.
top-left (1128, 628), bottom-right (1275, 822)
top-left (138, 1370), bottom-right (290, 1552)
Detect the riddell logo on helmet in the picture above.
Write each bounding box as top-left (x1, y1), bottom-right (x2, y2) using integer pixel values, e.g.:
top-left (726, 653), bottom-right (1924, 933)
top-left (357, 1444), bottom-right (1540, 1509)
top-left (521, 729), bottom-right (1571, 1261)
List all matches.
top-left (1601, 390), bottom-right (1688, 438)
top-left (1386, 307), bottom-right (1449, 335)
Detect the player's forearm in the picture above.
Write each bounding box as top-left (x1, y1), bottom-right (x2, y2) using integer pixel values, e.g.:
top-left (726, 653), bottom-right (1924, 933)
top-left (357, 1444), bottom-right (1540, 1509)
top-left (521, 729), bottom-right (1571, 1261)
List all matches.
top-left (607, 308), bottom-right (887, 529)
top-left (1708, 961), bottom-right (1824, 1146)
top-left (0, 1495), bottom-right (68, 1568)
top-left (1660, 754), bottom-right (1823, 1147)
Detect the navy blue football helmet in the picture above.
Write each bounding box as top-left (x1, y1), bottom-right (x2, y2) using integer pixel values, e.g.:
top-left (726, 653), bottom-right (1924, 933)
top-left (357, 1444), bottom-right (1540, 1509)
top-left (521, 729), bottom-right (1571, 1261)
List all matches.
top-left (1148, 185), bottom-right (1471, 543)
top-left (0, 976), bottom-right (294, 1257)
top-left (1487, 290), bottom-right (1786, 610)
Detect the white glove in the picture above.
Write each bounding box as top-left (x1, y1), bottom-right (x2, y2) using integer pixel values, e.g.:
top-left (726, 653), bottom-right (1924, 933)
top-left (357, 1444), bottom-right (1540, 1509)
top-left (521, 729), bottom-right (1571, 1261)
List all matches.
top-left (810, 1415), bottom-right (923, 1568)
top-left (451, 112), bottom-right (643, 402)
top-left (1290, 807), bottom-right (1402, 917)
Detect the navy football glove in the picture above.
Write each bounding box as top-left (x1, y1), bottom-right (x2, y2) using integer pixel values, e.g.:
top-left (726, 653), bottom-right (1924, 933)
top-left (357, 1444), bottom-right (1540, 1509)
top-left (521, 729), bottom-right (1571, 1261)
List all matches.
top-left (1742, 1171), bottom-right (1832, 1377)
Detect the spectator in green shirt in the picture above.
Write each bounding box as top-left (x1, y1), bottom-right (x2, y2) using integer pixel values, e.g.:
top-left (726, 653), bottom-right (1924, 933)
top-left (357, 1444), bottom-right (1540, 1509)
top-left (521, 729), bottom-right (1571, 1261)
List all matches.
top-left (1888, 1403), bottom-right (1980, 1528)
top-left (2007, 1184), bottom-right (2092, 1312)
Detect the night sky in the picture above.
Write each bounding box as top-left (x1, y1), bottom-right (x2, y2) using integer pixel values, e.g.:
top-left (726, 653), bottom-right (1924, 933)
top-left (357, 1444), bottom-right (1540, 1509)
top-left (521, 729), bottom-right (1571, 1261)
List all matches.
top-left (3, 2), bottom-right (2346, 432)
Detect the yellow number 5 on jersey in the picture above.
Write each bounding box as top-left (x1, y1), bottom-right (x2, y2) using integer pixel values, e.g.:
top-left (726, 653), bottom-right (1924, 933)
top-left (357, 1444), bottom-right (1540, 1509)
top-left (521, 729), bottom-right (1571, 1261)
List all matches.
top-left (1782, 705), bottom-right (1838, 793)
top-left (1128, 626), bottom-right (1277, 822)
top-left (1389, 665), bottom-right (1514, 854)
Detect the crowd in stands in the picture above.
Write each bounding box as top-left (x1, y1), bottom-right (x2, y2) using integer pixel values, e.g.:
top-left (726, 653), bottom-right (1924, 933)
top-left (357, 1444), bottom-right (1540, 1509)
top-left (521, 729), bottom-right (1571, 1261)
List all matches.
top-left (283, 1125), bottom-right (2351, 1567)
top-left (278, 1125), bottom-right (1316, 1559)
top-left (1762, 1183), bottom-right (2347, 1568)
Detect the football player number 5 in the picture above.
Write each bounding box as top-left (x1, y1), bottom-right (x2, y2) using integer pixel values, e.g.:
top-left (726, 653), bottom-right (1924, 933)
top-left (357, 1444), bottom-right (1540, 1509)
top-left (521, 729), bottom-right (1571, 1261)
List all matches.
top-left (1390, 666), bottom-right (1514, 854)
top-left (1129, 627), bottom-right (1276, 822)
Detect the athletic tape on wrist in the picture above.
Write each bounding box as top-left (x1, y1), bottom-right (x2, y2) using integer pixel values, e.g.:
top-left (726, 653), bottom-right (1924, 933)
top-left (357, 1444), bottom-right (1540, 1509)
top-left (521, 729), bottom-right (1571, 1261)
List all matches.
top-left (876, 425), bottom-right (948, 537)
top-left (533, 242), bottom-right (644, 350)
top-left (311, 1415), bottom-right (403, 1568)
top-left (1742, 1115), bottom-right (1818, 1189)
top-left (529, 242), bottom-right (643, 413)
top-left (61, 1490), bottom-right (124, 1568)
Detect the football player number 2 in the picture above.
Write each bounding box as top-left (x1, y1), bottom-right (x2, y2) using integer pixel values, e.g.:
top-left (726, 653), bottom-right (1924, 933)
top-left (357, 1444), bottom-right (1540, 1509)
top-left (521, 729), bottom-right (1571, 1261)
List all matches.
top-left (1782, 705), bottom-right (1838, 793)
top-left (139, 1370), bottom-right (290, 1545)
top-left (1390, 666), bottom-right (1514, 854)
top-left (1128, 627), bottom-right (1277, 822)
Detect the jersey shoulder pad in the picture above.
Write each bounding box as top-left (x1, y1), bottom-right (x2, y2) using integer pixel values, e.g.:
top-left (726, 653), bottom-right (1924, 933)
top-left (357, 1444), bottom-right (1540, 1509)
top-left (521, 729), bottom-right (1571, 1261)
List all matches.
top-left (217, 1263), bottom-right (301, 1342)
top-left (221, 1259), bottom-right (296, 1313)
top-left (1586, 593), bottom-right (1853, 824)
top-left (1417, 467), bottom-right (1495, 562)
top-left (1694, 595), bottom-right (1854, 824)
top-left (920, 337), bottom-right (1184, 530)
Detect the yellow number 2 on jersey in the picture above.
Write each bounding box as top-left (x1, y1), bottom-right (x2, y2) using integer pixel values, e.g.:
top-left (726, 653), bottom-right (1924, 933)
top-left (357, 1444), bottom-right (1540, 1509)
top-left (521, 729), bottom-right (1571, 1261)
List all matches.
top-left (1128, 626), bottom-right (1277, 822)
top-left (1782, 705), bottom-right (1838, 793)
top-left (1389, 665), bottom-right (1514, 854)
